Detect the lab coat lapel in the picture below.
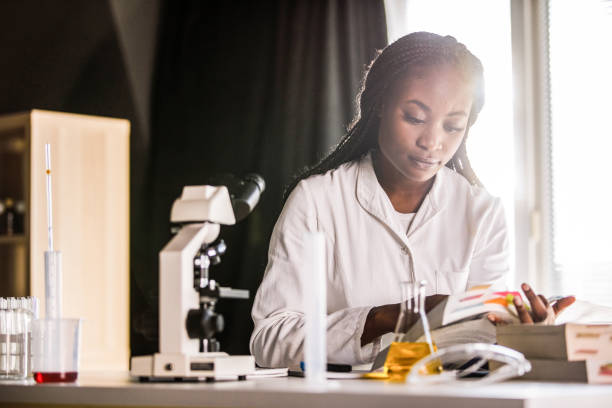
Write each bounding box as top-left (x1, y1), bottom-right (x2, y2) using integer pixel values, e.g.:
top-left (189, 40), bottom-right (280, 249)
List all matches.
top-left (355, 153), bottom-right (447, 245)
top-left (406, 168), bottom-right (446, 239)
top-left (355, 153), bottom-right (411, 248)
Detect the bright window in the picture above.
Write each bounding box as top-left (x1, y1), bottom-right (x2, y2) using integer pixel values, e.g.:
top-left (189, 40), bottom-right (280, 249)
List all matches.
top-left (548, 0), bottom-right (612, 306)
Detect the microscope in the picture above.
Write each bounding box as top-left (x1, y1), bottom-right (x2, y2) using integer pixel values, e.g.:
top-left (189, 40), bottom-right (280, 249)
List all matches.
top-left (131, 174), bottom-right (265, 382)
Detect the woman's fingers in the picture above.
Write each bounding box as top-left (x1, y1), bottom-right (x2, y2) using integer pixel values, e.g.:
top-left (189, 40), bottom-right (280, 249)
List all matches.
top-left (521, 283), bottom-right (548, 321)
top-left (552, 295), bottom-right (576, 315)
top-left (511, 282), bottom-right (576, 325)
top-left (537, 294), bottom-right (549, 308)
top-left (513, 295), bottom-right (533, 324)
top-left (487, 313), bottom-right (510, 326)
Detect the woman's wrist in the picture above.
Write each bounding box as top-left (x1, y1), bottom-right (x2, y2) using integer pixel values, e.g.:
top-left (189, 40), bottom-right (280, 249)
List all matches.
top-left (360, 295), bottom-right (447, 347)
top-left (360, 303), bottom-right (402, 347)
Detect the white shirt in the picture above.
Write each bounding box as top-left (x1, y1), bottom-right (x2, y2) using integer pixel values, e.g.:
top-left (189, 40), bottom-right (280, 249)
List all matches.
top-left (250, 152), bottom-right (509, 368)
top-left (395, 210), bottom-right (415, 235)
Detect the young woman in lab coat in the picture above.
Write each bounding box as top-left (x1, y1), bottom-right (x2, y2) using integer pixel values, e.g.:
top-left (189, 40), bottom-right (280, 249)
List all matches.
top-left (250, 32), bottom-right (574, 368)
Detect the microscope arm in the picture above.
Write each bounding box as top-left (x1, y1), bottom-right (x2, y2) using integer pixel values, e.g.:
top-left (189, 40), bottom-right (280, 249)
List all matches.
top-left (159, 222), bottom-right (220, 355)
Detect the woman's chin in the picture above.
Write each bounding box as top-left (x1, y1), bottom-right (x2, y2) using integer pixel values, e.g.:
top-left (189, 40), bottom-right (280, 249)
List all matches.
top-left (398, 168), bottom-right (438, 184)
top-left (401, 162), bottom-right (441, 182)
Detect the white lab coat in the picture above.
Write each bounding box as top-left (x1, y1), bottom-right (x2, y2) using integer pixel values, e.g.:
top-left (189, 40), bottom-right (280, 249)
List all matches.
top-left (250, 152), bottom-right (508, 368)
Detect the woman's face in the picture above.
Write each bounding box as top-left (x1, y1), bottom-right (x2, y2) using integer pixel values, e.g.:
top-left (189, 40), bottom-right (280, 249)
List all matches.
top-left (377, 64), bottom-right (473, 184)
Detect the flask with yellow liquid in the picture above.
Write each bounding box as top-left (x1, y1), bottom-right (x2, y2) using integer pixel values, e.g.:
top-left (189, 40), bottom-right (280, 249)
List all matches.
top-left (382, 281), bottom-right (441, 381)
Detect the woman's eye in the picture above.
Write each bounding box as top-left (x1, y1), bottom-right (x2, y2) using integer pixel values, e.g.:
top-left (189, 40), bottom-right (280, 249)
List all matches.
top-left (404, 114), bottom-right (425, 124)
top-left (445, 124), bottom-right (465, 133)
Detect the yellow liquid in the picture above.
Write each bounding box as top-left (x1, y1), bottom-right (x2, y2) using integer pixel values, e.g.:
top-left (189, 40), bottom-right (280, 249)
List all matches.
top-left (364, 342), bottom-right (441, 382)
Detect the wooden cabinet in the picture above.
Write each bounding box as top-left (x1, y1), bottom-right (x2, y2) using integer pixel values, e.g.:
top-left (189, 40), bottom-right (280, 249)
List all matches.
top-left (0, 110), bottom-right (130, 371)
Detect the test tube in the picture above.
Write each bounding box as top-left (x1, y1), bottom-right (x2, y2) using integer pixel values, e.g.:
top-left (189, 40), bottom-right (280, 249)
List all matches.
top-left (44, 251), bottom-right (62, 319)
top-left (44, 144), bottom-right (62, 319)
top-left (418, 281), bottom-right (435, 354)
top-left (304, 231), bottom-right (326, 384)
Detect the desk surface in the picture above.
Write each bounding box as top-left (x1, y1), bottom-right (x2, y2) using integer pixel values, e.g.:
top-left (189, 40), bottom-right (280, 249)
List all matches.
top-left (1, 371), bottom-right (612, 408)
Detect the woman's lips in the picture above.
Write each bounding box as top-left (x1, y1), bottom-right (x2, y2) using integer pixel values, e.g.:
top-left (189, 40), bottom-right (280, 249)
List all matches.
top-left (409, 155), bottom-right (440, 169)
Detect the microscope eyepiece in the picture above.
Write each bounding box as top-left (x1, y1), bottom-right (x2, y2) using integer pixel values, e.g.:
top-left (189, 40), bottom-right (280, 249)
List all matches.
top-left (231, 173), bottom-right (265, 222)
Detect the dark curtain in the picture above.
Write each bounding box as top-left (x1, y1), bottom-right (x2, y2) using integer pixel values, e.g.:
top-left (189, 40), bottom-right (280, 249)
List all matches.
top-left (133, 0), bottom-right (387, 356)
top-left (0, 0), bottom-right (151, 318)
top-left (0, 1), bottom-right (144, 167)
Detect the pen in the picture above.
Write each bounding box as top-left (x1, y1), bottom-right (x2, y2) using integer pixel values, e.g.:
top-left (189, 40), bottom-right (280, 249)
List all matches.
top-left (299, 362), bottom-right (352, 372)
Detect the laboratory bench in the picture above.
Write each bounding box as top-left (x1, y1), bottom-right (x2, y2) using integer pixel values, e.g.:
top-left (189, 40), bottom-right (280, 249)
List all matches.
top-left (1, 371), bottom-right (612, 408)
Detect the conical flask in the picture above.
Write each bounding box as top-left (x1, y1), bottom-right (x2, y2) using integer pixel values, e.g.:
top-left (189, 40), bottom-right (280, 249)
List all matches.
top-left (383, 280), bottom-right (438, 380)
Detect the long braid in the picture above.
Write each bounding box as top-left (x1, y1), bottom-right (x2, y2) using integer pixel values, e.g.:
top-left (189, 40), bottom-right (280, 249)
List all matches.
top-left (284, 32), bottom-right (485, 200)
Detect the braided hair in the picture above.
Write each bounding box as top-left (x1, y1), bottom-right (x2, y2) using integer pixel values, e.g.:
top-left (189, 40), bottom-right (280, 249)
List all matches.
top-left (284, 31), bottom-right (485, 201)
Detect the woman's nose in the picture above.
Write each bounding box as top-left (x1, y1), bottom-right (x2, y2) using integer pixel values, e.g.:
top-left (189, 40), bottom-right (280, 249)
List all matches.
top-left (416, 126), bottom-right (442, 151)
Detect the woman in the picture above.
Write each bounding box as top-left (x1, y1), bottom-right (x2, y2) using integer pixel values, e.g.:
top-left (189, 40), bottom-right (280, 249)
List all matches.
top-left (250, 32), bottom-right (574, 368)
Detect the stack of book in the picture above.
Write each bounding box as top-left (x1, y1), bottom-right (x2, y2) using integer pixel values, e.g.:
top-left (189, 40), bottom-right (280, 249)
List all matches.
top-left (496, 323), bottom-right (612, 383)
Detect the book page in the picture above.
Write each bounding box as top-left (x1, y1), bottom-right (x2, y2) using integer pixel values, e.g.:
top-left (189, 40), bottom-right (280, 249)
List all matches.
top-left (442, 285), bottom-right (520, 326)
top-left (555, 300), bottom-right (612, 325)
top-left (416, 317), bottom-right (496, 350)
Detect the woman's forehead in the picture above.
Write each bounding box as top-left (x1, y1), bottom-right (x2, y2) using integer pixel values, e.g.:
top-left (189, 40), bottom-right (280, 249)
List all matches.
top-left (385, 65), bottom-right (474, 114)
top-left (389, 65), bottom-right (473, 102)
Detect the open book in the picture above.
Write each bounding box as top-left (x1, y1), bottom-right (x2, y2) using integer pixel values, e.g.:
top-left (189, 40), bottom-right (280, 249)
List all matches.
top-left (399, 284), bottom-right (521, 341)
top-left (372, 285), bottom-right (520, 370)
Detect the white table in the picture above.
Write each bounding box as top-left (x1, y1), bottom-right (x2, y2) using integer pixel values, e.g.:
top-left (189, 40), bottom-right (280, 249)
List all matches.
top-left (1, 371), bottom-right (612, 408)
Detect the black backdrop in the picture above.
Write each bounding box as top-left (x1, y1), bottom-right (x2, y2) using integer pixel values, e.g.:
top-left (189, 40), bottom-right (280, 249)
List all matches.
top-left (0, 0), bottom-right (387, 357)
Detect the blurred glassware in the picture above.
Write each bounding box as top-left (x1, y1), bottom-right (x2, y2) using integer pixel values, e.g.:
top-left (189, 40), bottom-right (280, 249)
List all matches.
top-left (0, 296), bottom-right (38, 380)
top-left (406, 343), bottom-right (531, 385)
top-left (377, 280), bottom-right (440, 381)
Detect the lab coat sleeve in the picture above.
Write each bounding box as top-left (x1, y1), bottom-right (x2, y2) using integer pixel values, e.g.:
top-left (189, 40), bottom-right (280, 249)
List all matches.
top-left (467, 197), bottom-right (509, 289)
top-left (250, 181), bottom-right (379, 368)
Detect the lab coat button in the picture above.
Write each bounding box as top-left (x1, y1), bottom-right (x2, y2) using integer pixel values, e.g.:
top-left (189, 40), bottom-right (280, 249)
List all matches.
top-left (401, 246), bottom-right (409, 254)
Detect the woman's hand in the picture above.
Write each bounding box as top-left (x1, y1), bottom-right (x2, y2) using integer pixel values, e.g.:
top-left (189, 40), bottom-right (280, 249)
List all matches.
top-left (361, 295), bottom-right (447, 346)
top-left (488, 282), bottom-right (575, 325)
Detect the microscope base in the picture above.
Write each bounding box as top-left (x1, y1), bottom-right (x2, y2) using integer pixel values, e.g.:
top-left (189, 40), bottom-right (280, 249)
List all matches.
top-left (130, 352), bottom-right (255, 381)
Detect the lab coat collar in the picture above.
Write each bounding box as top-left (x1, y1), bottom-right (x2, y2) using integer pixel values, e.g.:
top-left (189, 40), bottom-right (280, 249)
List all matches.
top-left (355, 151), bottom-right (447, 243)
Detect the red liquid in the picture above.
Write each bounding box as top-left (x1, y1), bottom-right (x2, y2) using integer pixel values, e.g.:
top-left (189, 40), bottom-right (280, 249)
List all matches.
top-left (33, 372), bottom-right (78, 383)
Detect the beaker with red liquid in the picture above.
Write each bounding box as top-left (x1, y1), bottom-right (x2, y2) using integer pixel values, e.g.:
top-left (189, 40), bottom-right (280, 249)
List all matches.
top-left (31, 318), bottom-right (81, 383)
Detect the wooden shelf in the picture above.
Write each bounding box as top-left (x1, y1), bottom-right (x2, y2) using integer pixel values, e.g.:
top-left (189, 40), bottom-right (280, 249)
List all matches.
top-left (0, 109), bottom-right (130, 372)
top-left (0, 234), bottom-right (26, 244)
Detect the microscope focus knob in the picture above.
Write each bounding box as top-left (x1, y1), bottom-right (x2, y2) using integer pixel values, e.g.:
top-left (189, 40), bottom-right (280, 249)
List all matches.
top-left (186, 307), bottom-right (225, 340)
top-left (211, 313), bottom-right (225, 334)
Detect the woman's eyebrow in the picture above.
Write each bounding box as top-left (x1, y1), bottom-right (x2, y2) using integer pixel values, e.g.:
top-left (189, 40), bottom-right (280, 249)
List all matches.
top-left (403, 100), bottom-right (468, 117)
top-left (403, 99), bottom-right (430, 112)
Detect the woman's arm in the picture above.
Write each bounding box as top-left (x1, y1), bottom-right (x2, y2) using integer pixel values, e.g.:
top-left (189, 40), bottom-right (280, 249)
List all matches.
top-left (250, 181), bottom-right (380, 367)
top-left (360, 295), bottom-right (448, 346)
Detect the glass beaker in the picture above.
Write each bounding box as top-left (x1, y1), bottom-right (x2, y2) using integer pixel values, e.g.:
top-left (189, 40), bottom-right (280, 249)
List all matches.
top-left (0, 297), bottom-right (34, 380)
top-left (383, 280), bottom-right (440, 381)
top-left (31, 318), bottom-right (82, 383)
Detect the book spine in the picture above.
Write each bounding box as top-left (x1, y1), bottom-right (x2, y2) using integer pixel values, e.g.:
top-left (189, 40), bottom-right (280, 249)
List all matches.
top-left (567, 327), bottom-right (612, 361)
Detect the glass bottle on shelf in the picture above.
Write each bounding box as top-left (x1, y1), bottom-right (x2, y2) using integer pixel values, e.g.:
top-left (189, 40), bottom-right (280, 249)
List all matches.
top-left (0, 200), bottom-right (4, 235)
top-left (3, 198), bottom-right (15, 236)
top-left (14, 200), bottom-right (25, 234)
top-left (382, 280), bottom-right (441, 381)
